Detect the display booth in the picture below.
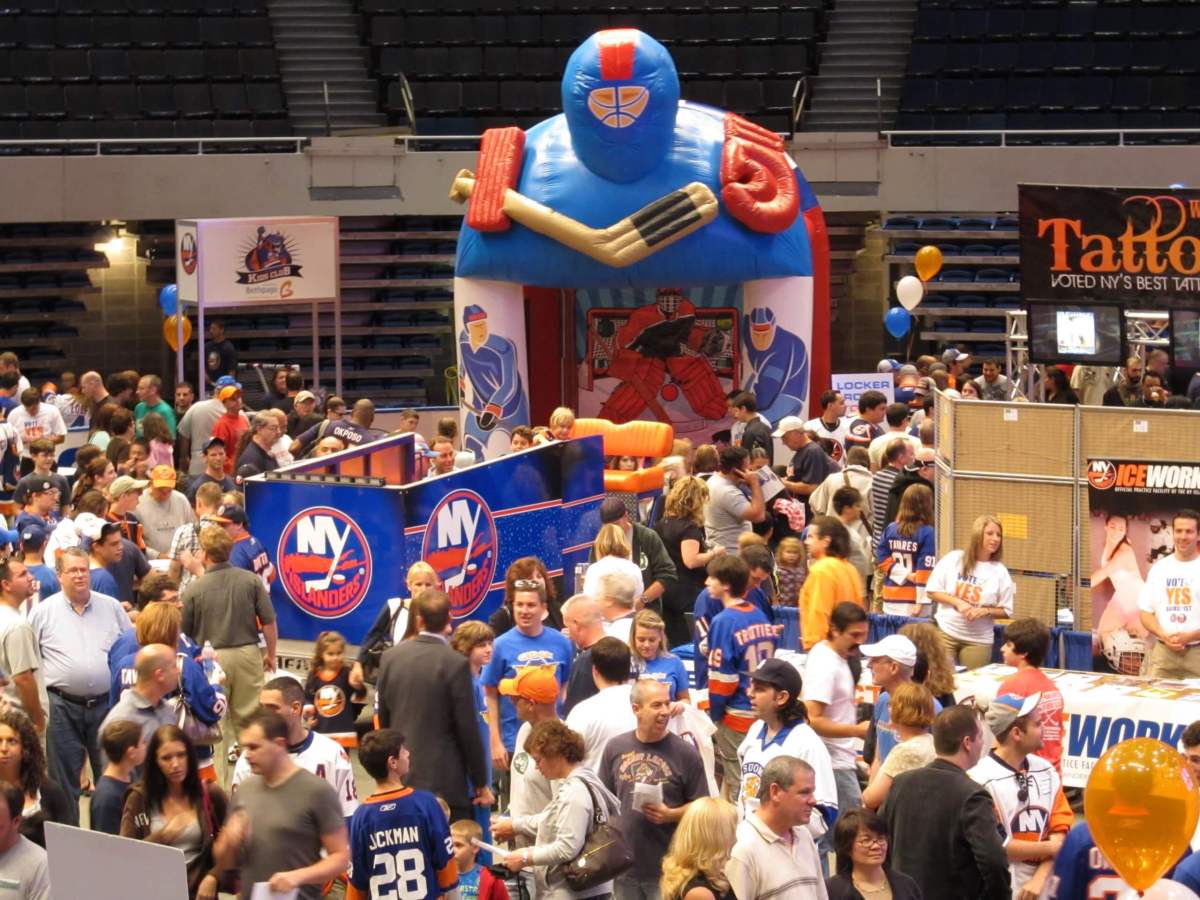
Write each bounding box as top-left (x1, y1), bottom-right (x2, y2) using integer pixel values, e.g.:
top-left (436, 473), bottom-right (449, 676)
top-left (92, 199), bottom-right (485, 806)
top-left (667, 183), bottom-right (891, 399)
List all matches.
top-left (449, 29), bottom-right (830, 456)
top-left (246, 431), bottom-right (605, 640)
top-left (173, 215), bottom-right (343, 397)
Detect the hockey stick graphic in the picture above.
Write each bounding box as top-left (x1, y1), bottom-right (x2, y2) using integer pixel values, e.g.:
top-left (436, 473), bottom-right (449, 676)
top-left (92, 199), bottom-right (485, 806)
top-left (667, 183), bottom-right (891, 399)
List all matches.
top-left (444, 504), bottom-right (483, 591)
top-left (305, 523), bottom-right (350, 592)
top-left (449, 170), bottom-right (719, 268)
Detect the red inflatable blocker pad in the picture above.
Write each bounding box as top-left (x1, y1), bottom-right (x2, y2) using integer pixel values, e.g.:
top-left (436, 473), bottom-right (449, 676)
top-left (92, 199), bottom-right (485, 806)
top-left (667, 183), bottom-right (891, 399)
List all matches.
top-left (720, 113), bottom-right (799, 234)
top-left (467, 127), bottom-right (526, 232)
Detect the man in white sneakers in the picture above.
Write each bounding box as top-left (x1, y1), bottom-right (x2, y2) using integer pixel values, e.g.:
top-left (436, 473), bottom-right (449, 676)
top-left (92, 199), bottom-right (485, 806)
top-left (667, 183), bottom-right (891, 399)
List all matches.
top-left (969, 692), bottom-right (1071, 900)
top-left (726, 755), bottom-right (827, 900)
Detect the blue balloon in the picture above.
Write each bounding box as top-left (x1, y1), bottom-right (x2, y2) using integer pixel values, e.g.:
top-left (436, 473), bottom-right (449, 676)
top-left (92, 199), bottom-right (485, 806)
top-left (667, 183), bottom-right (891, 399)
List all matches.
top-left (884, 306), bottom-right (912, 339)
top-left (158, 283), bottom-right (178, 316)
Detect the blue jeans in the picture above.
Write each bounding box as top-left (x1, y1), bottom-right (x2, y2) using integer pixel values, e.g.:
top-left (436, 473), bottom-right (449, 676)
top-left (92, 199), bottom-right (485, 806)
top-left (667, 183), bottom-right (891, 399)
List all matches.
top-left (46, 691), bottom-right (107, 812)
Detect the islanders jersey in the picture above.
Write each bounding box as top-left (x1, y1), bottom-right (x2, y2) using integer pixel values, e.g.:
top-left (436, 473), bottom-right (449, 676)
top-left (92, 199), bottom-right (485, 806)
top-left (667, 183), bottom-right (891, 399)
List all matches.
top-left (347, 787), bottom-right (457, 900)
top-left (1049, 822), bottom-right (1134, 900)
top-left (230, 532), bottom-right (275, 586)
top-left (706, 601), bottom-right (776, 732)
top-left (969, 751), bottom-right (1073, 895)
top-left (844, 417), bottom-right (883, 448)
top-left (306, 665), bottom-right (366, 748)
top-left (233, 729), bottom-right (359, 817)
top-left (737, 719), bottom-right (837, 834)
top-left (876, 522), bottom-right (936, 616)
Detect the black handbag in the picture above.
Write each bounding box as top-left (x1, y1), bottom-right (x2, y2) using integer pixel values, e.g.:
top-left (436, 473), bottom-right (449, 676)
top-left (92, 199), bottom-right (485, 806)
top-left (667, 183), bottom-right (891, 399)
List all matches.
top-left (555, 776), bottom-right (635, 892)
top-left (361, 599), bottom-right (405, 685)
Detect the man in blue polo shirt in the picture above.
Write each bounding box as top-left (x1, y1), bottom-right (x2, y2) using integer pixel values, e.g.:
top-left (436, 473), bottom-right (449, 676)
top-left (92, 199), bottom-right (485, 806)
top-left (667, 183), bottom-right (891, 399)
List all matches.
top-left (28, 546), bottom-right (131, 810)
top-left (482, 581), bottom-right (573, 771)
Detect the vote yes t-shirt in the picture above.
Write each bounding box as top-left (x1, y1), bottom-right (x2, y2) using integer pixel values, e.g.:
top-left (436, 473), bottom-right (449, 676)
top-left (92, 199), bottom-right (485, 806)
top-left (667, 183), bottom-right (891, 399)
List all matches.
top-left (928, 550), bottom-right (1015, 644)
top-left (1138, 553), bottom-right (1200, 640)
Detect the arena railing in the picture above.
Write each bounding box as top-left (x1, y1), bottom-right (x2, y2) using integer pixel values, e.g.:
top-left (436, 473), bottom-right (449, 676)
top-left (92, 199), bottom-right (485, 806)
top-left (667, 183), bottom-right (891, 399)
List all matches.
top-left (881, 128), bottom-right (1200, 147)
top-left (0, 136), bottom-right (308, 154)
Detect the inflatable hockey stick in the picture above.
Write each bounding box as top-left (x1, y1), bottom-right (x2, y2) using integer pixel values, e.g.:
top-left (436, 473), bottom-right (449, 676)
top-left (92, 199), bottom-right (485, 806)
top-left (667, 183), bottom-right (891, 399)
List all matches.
top-left (450, 170), bottom-right (719, 268)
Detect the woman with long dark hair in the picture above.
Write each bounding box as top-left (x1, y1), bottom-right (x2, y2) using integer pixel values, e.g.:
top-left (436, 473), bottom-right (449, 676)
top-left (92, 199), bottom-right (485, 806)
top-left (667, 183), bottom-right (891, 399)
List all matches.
top-left (0, 709), bottom-right (74, 847)
top-left (120, 725), bottom-right (230, 900)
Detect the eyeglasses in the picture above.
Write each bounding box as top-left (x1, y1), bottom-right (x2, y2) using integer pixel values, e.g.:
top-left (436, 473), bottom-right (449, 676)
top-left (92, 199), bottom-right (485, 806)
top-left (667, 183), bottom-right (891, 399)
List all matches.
top-left (855, 835), bottom-right (888, 849)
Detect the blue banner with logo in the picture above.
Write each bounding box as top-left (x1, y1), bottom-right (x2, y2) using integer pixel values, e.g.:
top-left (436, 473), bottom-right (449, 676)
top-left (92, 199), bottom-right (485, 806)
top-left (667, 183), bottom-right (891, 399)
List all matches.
top-left (246, 436), bottom-right (606, 642)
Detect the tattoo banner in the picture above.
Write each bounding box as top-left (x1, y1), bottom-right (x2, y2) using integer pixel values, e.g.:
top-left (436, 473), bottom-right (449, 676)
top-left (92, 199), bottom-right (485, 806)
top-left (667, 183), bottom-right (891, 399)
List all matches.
top-left (1019, 184), bottom-right (1200, 305)
top-left (1086, 457), bottom-right (1200, 675)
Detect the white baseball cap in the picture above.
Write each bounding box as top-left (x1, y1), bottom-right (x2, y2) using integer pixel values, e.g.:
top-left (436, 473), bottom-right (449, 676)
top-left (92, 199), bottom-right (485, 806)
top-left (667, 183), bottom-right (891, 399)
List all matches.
top-left (859, 634), bottom-right (918, 667)
top-left (772, 416), bottom-right (806, 437)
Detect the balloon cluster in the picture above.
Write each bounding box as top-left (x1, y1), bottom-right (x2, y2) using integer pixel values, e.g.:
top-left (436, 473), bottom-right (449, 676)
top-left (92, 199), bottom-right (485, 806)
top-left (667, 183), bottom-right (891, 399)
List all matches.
top-left (158, 283), bottom-right (192, 351)
top-left (1085, 737), bottom-right (1200, 897)
top-left (885, 245), bottom-right (943, 339)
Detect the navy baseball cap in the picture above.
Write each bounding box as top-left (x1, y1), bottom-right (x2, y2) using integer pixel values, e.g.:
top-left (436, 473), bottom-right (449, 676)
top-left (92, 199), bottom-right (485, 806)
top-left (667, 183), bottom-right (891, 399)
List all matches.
top-left (214, 375), bottom-right (241, 389)
top-left (212, 504), bottom-right (248, 526)
top-left (19, 524), bottom-right (48, 551)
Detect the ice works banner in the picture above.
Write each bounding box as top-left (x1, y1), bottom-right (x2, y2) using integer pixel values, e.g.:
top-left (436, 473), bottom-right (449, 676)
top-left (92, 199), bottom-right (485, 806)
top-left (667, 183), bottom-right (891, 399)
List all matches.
top-left (1019, 184), bottom-right (1200, 305)
top-left (1085, 457), bottom-right (1200, 675)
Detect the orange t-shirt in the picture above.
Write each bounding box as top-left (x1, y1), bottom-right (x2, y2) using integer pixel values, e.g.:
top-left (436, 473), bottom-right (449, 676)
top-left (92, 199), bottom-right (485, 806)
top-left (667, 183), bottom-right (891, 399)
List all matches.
top-left (800, 556), bottom-right (865, 649)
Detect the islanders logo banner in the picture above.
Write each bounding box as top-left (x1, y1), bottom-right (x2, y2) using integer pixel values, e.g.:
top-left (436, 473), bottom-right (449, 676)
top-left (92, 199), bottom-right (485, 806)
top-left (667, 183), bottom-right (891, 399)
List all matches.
top-left (1019, 183), bottom-right (1200, 304)
top-left (236, 225), bottom-right (302, 284)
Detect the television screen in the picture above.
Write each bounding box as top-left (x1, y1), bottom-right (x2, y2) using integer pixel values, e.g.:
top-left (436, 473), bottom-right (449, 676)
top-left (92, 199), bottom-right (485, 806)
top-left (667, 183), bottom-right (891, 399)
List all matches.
top-left (1027, 303), bottom-right (1124, 366)
top-left (1172, 309), bottom-right (1200, 368)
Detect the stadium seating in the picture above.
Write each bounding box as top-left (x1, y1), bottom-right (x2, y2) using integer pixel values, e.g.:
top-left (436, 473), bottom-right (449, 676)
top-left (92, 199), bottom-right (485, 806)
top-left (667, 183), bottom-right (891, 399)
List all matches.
top-left (359, 3), bottom-right (831, 135)
top-left (897, 0), bottom-right (1200, 145)
top-left (0, 2), bottom-right (289, 149)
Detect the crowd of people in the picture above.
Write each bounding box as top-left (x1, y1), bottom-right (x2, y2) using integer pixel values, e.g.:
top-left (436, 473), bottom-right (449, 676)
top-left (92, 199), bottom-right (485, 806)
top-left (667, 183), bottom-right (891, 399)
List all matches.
top-left (1, 344), bottom-right (1198, 900)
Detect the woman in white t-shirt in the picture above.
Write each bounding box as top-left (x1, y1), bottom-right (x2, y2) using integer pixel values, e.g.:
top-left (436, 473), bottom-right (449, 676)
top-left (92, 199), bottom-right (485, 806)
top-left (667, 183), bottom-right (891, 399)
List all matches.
top-left (926, 514), bottom-right (1015, 669)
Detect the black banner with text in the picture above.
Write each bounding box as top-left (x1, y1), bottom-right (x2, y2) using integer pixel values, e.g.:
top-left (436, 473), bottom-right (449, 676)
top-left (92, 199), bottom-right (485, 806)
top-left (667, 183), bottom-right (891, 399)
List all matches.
top-left (1019, 184), bottom-right (1200, 305)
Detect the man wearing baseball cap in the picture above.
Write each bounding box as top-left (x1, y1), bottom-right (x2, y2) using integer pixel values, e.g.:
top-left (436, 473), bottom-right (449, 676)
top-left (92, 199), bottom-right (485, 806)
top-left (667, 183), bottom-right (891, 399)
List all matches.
top-left (737, 658), bottom-right (837, 831)
top-left (185, 437), bottom-right (235, 503)
top-left (969, 692), bottom-right (1071, 900)
top-left (492, 666), bottom-right (561, 847)
top-left (212, 504), bottom-right (275, 587)
top-left (106, 474), bottom-right (150, 552)
top-left (210, 386), bottom-right (248, 475)
top-left (942, 348), bottom-right (970, 390)
top-left (18, 524), bottom-right (58, 604)
top-left (135, 465), bottom-right (195, 559)
top-left (287, 390), bottom-right (322, 437)
top-left (13, 479), bottom-right (58, 536)
top-left (860, 634), bottom-right (942, 769)
top-left (774, 415), bottom-right (837, 518)
top-left (177, 375), bottom-right (239, 477)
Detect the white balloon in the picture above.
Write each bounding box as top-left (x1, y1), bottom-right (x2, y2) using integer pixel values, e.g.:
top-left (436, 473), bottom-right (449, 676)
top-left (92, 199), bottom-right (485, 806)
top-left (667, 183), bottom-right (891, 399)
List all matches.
top-left (897, 275), bottom-right (925, 311)
top-left (1119, 880), bottom-right (1200, 900)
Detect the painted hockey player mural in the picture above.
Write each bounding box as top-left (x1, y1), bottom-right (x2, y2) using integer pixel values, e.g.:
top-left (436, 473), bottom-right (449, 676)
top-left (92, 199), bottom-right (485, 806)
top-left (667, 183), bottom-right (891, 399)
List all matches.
top-left (451, 29), bottom-right (831, 450)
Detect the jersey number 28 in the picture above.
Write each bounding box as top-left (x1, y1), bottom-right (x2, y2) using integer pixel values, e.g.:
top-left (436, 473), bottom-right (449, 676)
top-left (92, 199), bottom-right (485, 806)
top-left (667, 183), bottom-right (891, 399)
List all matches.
top-left (368, 849), bottom-right (426, 900)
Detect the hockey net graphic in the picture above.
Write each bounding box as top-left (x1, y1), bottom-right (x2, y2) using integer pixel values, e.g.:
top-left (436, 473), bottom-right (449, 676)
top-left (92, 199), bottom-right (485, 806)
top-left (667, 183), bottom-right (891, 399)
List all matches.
top-left (584, 306), bottom-right (740, 391)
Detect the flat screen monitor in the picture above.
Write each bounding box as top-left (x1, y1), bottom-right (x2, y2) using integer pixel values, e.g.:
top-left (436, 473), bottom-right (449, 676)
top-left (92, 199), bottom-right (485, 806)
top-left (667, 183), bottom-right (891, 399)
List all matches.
top-left (1026, 303), bottom-right (1125, 366)
top-left (1171, 309), bottom-right (1200, 368)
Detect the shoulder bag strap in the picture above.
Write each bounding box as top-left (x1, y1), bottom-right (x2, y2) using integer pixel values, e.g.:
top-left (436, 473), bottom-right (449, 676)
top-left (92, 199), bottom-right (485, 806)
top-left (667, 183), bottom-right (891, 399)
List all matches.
top-left (574, 775), bottom-right (605, 827)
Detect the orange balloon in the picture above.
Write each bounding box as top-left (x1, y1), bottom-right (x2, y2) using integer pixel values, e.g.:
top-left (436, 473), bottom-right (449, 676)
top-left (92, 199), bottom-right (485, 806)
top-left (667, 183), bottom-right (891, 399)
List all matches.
top-left (163, 314), bottom-right (193, 352)
top-left (1085, 737), bottom-right (1199, 890)
top-left (914, 245), bottom-right (943, 281)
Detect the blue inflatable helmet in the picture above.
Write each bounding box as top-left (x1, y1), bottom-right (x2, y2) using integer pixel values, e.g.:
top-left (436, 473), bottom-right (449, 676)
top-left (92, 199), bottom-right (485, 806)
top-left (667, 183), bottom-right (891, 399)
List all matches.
top-left (562, 29), bottom-right (680, 184)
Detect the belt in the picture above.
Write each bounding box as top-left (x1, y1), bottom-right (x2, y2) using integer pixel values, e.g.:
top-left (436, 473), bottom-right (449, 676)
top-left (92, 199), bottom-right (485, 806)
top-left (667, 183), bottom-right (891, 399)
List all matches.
top-left (48, 686), bottom-right (109, 708)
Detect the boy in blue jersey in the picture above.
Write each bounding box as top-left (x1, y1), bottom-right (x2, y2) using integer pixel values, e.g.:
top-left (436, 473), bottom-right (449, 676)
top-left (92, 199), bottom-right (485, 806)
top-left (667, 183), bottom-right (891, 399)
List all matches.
top-left (483, 581), bottom-right (573, 769)
top-left (1049, 821), bottom-right (1188, 899)
top-left (692, 546), bottom-right (776, 691)
top-left (348, 728), bottom-right (458, 900)
top-left (706, 555), bottom-right (776, 802)
top-left (215, 505), bottom-right (276, 585)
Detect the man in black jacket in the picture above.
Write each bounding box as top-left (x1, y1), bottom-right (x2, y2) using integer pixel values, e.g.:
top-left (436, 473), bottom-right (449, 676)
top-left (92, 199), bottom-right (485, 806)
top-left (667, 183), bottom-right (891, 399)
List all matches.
top-left (375, 590), bottom-right (493, 822)
top-left (882, 704), bottom-right (1010, 900)
top-left (589, 497), bottom-right (677, 612)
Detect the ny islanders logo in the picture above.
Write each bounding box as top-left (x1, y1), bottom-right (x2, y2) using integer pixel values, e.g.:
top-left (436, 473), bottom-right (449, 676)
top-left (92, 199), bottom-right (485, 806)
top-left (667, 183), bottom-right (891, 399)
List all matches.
top-left (236, 225), bottom-right (302, 285)
top-left (1088, 459), bottom-right (1117, 490)
top-left (277, 507), bottom-right (372, 618)
top-left (421, 489), bottom-right (498, 618)
top-left (588, 86), bottom-right (649, 128)
top-left (179, 232), bottom-right (197, 275)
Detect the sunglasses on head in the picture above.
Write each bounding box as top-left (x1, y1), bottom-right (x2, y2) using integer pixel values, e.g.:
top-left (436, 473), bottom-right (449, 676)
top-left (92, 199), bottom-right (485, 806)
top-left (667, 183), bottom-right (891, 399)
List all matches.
top-left (514, 579), bottom-right (541, 591)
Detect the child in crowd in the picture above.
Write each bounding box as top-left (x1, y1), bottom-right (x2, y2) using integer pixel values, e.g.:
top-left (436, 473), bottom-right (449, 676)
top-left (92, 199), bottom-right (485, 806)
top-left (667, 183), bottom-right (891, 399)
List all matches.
top-left (140, 412), bottom-right (175, 469)
top-left (304, 630), bottom-right (366, 748)
top-left (612, 455), bottom-right (639, 471)
top-left (450, 819), bottom-right (510, 900)
top-left (90, 719), bottom-right (145, 835)
top-left (775, 536), bottom-right (806, 606)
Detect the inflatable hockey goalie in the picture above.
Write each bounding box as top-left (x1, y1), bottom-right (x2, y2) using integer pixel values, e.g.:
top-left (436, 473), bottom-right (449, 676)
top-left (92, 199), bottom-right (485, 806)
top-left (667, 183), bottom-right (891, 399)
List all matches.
top-left (451, 28), bottom-right (830, 453)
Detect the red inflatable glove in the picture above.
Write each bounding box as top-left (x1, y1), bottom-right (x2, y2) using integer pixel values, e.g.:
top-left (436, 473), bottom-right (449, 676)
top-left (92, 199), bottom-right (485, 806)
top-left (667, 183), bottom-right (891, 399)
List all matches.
top-left (720, 113), bottom-right (799, 234)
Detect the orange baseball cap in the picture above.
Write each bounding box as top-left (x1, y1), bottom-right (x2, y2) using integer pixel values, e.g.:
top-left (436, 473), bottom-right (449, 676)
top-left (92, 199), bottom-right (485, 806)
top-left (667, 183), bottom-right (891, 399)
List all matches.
top-left (499, 665), bottom-right (559, 704)
top-left (149, 464), bottom-right (177, 488)
top-left (218, 385), bottom-right (241, 401)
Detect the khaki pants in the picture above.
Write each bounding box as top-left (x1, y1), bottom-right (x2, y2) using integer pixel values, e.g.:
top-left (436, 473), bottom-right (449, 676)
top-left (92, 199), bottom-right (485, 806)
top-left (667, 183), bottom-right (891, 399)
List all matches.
top-left (216, 644), bottom-right (266, 784)
top-left (938, 630), bottom-right (994, 670)
top-left (1147, 642), bottom-right (1200, 680)
top-left (715, 722), bottom-right (744, 802)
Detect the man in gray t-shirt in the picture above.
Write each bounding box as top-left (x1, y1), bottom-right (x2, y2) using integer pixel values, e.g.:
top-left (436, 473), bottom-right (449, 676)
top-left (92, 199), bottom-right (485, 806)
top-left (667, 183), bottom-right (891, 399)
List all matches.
top-left (217, 710), bottom-right (348, 900)
top-left (0, 782), bottom-right (51, 900)
top-left (703, 447), bottom-right (765, 552)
